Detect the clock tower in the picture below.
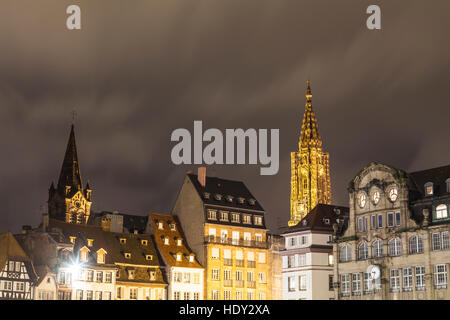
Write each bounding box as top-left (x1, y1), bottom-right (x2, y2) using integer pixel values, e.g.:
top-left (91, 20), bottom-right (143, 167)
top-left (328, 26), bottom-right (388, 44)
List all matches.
top-left (288, 81), bottom-right (332, 226)
top-left (48, 124), bottom-right (92, 224)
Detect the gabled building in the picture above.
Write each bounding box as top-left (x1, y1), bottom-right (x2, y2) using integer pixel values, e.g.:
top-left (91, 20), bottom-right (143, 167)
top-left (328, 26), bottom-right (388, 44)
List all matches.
top-left (172, 167), bottom-right (271, 300)
top-left (334, 162), bottom-right (450, 300)
top-left (148, 213), bottom-right (204, 300)
top-left (46, 218), bottom-right (168, 300)
top-left (0, 232), bottom-right (38, 300)
top-left (281, 204), bottom-right (349, 300)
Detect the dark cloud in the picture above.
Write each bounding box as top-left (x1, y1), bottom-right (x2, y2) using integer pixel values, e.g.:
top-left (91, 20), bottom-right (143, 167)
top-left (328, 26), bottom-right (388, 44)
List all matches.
top-left (1, 0), bottom-right (450, 233)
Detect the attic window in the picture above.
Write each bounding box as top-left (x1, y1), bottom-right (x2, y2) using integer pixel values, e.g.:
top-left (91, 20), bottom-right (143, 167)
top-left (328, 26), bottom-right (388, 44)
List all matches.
top-left (170, 223), bottom-right (176, 231)
top-left (214, 194), bottom-right (222, 201)
top-left (248, 198), bottom-right (256, 205)
top-left (124, 253), bottom-right (131, 259)
top-left (120, 238), bottom-right (127, 244)
top-left (323, 218), bottom-right (330, 225)
top-left (254, 216), bottom-right (263, 226)
top-left (149, 271), bottom-right (156, 280)
top-left (69, 236), bottom-right (76, 244)
top-left (226, 195), bottom-right (234, 202)
top-left (237, 197), bottom-right (245, 204)
top-left (128, 270), bottom-right (135, 280)
top-left (176, 253), bottom-right (182, 261)
top-left (334, 208), bottom-right (341, 215)
top-left (87, 239), bottom-right (94, 247)
top-left (164, 237), bottom-right (169, 245)
top-left (97, 250), bottom-right (106, 264)
top-left (158, 222), bottom-right (164, 230)
top-left (177, 239), bottom-right (182, 246)
top-left (425, 182), bottom-right (434, 195)
top-left (203, 192), bottom-right (210, 199)
top-left (141, 239), bottom-right (148, 246)
top-left (302, 220), bottom-right (308, 226)
top-left (189, 255), bottom-right (194, 263)
top-left (146, 255), bottom-right (153, 261)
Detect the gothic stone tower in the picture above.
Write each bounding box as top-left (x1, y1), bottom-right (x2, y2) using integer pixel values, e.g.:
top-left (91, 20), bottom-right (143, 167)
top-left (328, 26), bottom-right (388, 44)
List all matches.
top-left (48, 124), bottom-right (92, 224)
top-left (288, 81), bottom-right (331, 226)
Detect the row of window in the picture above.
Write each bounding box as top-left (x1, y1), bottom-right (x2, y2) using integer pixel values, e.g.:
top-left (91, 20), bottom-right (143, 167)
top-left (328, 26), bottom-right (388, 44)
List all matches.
top-left (204, 193), bottom-right (256, 206)
top-left (425, 180), bottom-right (450, 196)
top-left (286, 235), bottom-right (309, 248)
top-left (58, 270), bottom-right (113, 284)
top-left (287, 275), bottom-right (308, 292)
top-left (357, 212), bottom-right (401, 233)
top-left (340, 232), bottom-right (450, 262)
top-left (116, 287), bottom-right (165, 300)
top-left (341, 264), bottom-right (448, 295)
top-left (75, 290), bottom-right (112, 300)
top-left (173, 272), bottom-right (201, 284)
top-left (210, 289), bottom-right (266, 300)
top-left (0, 280), bottom-right (27, 291)
top-left (173, 291), bottom-right (200, 300)
top-left (210, 247), bottom-right (266, 263)
top-left (208, 228), bottom-right (265, 244)
top-left (207, 210), bottom-right (263, 226)
top-left (211, 269), bottom-right (266, 283)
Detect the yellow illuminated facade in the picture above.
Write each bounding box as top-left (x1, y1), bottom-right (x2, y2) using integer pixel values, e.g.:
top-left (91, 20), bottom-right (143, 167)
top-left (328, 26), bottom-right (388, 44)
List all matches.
top-left (204, 222), bottom-right (270, 300)
top-left (289, 81), bottom-right (331, 226)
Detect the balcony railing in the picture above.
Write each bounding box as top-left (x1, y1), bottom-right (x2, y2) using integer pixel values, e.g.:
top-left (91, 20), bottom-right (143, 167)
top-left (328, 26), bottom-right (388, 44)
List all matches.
top-left (235, 280), bottom-right (244, 287)
top-left (247, 261), bottom-right (256, 268)
top-left (247, 281), bottom-right (256, 288)
top-left (205, 236), bottom-right (268, 249)
top-left (224, 259), bottom-right (233, 266)
top-left (236, 260), bottom-right (244, 267)
top-left (224, 280), bottom-right (233, 287)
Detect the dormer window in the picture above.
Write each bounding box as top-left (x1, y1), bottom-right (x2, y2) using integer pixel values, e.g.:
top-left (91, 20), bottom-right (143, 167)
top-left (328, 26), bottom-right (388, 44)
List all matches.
top-left (254, 216), bottom-right (263, 226)
top-left (189, 255), bottom-right (195, 263)
top-left (97, 249), bottom-right (106, 264)
top-left (170, 223), bottom-right (176, 231)
top-left (87, 239), bottom-right (94, 247)
top-left (69, 236), bottom-right (76, 244)
top-left (164, 237), bottom-right (169, 245)
top-left (248, 198), bottom-right (256, 205)
top-left (176, 253), bottom-right (182, 261)
top-left (80, 247), bottom-right (90, 262)
top-left (242, 215), bottom-right (252, 224)
top-left (146, 255), bottom-right (153, 261)
top-left (141, 240), bottom-right (148, 246)
top-left (425, 182), bottom-right (434, 195)
top-left (203, 192), bottom-right (210, 199)
top-left (323, 218), bottom-right (330, 225)
top-left (231, 213), bottom-right (240, 223)
top-left (128, 270), bottom-right (135, 280)
top-left (177, 239), bottom-right (182, 246)
top-left (214, 194), bottom-right (222, 201)
top-left (237, 197), bottom-right (245, 204)
top-left (158, 222), bottom-right (164, 230)
top-left (226, 195), bottom-right (234, 202)
top-left (120, 238), bottom-right (127, 244)
top-left (149, 271), bottom-right (156, 280)
top-left (124, 252), bottom-right (131, 259)
top-left (207, 210), bottom-right (217, 220)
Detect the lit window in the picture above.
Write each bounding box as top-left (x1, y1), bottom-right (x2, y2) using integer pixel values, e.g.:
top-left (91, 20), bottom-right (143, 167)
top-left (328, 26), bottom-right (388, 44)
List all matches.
top-left (189, 255), bottom-right (195, 263)
top-left (119, 238), bottom-right (126, 244)
top-left (176, 253), bottom-right (182, 261)
top-left (164, 237), bottom-right (169, 245)
top-left (231, 213), bottom-right (240, 223)
top-left (214, 194), bottom-right (222, 201)
top-left (226, 195), bottom-right (233, 202)
top-left (220, 211), bottom-right (229, 221)
top-left (358, 193), bottom-right (366, 208)
top-left (124, 252), bottom-right (131, 259)
top-left (87, 239), bottom-right (94, 247)
top-left (80, 248), bottom-right (89, 262)
top-left (158, 222), bottom-right (163, 230)
top-left (328, 254), bottom-right (334, 266)
top-left (436, 204), bottom-right (448, 219)
top-left (97, 250), bottom-right (106, 264)
top-left (146, 255), bottom-right (153, 261)
top-left (425, 182), bottom-right (433, 195)
top-left (177, 239), bottom-right (182, 246)
top-left (141, 240), bottom-right (148, 246)
top-left (169, 224), bottom-right (176, 231)
top-left (388, 187), bottom-right (398, 202)
top-left (254, 216), bottom-right (263, 226)
top-left (207, 210), bottom-right (217, 220)
top-left (243, 215), bottom-right (252, 224)
top-left (211, 248), bottom-right (220, 259)
top-left (128, 270), bottom-right (135, 280)
top-left (69, 236), bottom-right (76, 244)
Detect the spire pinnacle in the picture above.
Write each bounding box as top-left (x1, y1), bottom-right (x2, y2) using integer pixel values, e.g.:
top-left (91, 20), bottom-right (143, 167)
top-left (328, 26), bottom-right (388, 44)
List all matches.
top-left (299, 80), bottom-right (322, 149)
top-left (57, 124), bottom-right (83, 193)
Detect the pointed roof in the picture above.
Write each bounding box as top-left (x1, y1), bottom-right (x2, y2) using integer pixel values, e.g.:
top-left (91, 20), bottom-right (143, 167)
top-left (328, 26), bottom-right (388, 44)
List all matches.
top-left (57, 124), bottom-right (83, 192)
top-left (299, 80), bottom-right (323, 149)
top-left (0, 232), bottom-right (32, 272)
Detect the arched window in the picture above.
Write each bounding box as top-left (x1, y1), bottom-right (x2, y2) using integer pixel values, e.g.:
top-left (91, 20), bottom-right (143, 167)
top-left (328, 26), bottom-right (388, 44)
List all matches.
top-left (436, 204), bottom-right (448, 219)
top-left (339, 245), bottom-right (352, 262)
top-left (388, 238), bottom-right (402, 256)
top-left (424, 182), bottom-right (434, 196)
top-left (373, 240), bottom-right (383, 257)
top-left (358, 242), bottom-right (368, 260)
top-left (409, 236), bottom-right (423, 254)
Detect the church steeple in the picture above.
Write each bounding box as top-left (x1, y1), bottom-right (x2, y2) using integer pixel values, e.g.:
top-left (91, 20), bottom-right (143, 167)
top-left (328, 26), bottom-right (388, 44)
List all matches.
top-left (48, 124), bottom-right (92, 224)
top-left (57, 124), bottom-right (82, 193)
top-left (289, 80), bottom-right (332, 226)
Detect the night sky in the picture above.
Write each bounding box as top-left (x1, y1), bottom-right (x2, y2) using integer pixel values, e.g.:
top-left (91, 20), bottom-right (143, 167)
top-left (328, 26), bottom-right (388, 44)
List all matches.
top-left (1, 1), bottom-right (449, 234)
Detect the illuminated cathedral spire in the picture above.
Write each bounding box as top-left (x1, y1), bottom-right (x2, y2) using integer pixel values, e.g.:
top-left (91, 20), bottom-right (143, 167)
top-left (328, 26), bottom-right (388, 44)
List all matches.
top-left (288, 81), bottom-right (332, 226)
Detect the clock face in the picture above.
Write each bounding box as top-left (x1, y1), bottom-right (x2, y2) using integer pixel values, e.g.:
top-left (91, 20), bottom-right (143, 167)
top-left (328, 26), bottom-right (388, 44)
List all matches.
top-left (367, 265), bottom-right (380, 280)
top-left (358, 193), bottom-right (366, 208)
top-left (372, 191), bottom-right (380, 204)
top-left (388, 188), bottom-right (398, 202)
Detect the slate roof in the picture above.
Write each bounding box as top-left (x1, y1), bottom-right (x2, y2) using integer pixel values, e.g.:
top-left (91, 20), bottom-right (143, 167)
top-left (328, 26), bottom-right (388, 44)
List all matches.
top-left (149, 213), bottom-right (202, 269)
top-left (187, 173), bottom-right (264, 212)
top-left (409, 165), bottom-right (450, 199)
top-left (280, 204), bottom-right (349, 234)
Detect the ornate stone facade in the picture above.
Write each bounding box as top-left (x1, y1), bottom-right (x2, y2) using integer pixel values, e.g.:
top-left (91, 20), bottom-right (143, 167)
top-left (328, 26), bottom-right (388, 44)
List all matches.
top-left (289, 81), bottom-right (331, 226)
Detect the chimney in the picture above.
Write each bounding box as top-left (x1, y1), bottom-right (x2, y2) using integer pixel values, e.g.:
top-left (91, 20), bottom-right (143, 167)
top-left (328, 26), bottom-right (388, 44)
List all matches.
top-left (198, 166), bottom-right (206, 187)
top-left (42, 213), bottom-right (49, 232)
top-left (101, 217), bottom-right (112, 232)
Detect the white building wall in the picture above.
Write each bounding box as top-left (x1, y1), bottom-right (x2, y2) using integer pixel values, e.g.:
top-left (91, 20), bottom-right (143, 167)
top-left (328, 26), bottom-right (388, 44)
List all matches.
top-left (168, 266), bottom-right (204, 300)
